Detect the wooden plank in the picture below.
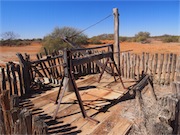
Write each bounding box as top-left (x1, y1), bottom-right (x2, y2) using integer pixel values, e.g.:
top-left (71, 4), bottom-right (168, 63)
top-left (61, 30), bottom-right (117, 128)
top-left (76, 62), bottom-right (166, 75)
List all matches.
top-left (79, 104), bottom-right (123, 135)
top-left (90, 110), bottom-right (123, 135)
top-left (72, 52), bottom-right (112, 66)
top-left (150, 54), bottom-right (154, 75)
top-left (176, 56), bottom-right (180, 81)
top-left (6, 64), bottom-right (12, 95)
top-left (124, 53), bottom-right (127, 78)
top-left (131, 54), bottom-right (135, 79)
top-left (1, 68), bottom-right (6, 91)
top-left (71, 44), bottom-right (112, 52)
top-left (0, 106), bottom-right (6, 134)
top-left (153, 53), bottom-right (158, 81)
top-left (31, 54), bottom-right (63, 64)
top-left (16, 65), bottom-right (24, 96)
top-left (158, 54), bottom-right (164, 85)
top-left (134, 54), bottom-right (137, 79)
top-left (108, 119), bottom-right (132, 135)
top-left (162, 53), bottom-right (169, 85)
top-left (142, 52), bottom-right (145, 72)
top-left (145, 53), bottom-right (149, 74)
top-left (121, 53), bottom-right (124, 77)
top-left (127, 52), bottom-right (130, 78)
top-left (76, 76), bottom-right (97, 88)
top-left (10, 63), bottom-right (18, 95)
top-left (16, 53), bottom-right (31, 93)
top-left (137, 55), bottom-right (140, 80)
top-left (48, 104), bottom-right (83, 134)
top-left (166, 53), bottom-right (173, 85)
top-left (171, 54), bottom-right (177, 82)
top-left (0, 90), bottom-right (11, 134)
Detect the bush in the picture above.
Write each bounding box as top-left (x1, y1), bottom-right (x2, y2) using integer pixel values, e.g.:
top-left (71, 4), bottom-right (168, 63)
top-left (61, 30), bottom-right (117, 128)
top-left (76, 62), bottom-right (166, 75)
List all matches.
top-left (42, 27), bottom-right (88, 53)
top-left (162, 36), bottom-right (179, 43)
top-left (134, 31), bottom-right (150, 43)
top-left (0, 39), bottom-right (32, 46)
top-left (88, 37), bottom-right (103, 44)
top-left (120, 37), bottom-right (128, 42)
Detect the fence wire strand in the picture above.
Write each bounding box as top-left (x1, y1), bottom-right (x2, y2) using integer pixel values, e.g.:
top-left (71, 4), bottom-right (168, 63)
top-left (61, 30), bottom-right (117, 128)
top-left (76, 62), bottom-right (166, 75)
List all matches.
top-left (68, 14), bottom-right (113, 39)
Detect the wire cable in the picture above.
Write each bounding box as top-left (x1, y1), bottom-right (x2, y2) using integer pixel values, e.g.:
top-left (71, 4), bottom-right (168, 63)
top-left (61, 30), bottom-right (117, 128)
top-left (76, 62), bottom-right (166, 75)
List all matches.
top-left (68, 14), bottom-right (113, 39)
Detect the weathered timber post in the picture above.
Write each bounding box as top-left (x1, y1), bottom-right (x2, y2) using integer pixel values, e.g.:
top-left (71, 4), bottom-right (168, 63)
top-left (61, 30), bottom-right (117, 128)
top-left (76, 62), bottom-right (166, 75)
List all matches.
top-left (113, 8), bottom-right (120, 71)
top-left (16, 53), bottom-right (31, 94)
top-left (63, 49), bottom-right (74, 92)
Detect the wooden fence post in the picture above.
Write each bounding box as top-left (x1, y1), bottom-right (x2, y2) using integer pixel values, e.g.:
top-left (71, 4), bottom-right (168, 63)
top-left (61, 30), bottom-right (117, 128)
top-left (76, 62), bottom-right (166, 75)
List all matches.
top-left (176, 56), bottom-right (180, 81)
top-left (171, 54), bottom-right (177, 82)
top-left (0, 68), bottom-right (6, 92)
top-left (166, 53), bottom-right (173, 85)
top-left (142, 52), bottom-right (145, 72)
top-left (0, 106), bottom-right (6, 134)
top-left (63, 49), bottom-right (74, 92)
top-left (0, 90), bottom-right (11, 134)
top-left (16, 53), bottom-right (31, 94)
top-left (158, 54), bottom-right (164, 85)
top-left (113, 8), bottom-right (120, 71)
top-left (153, 53), bottom-right (158, 83)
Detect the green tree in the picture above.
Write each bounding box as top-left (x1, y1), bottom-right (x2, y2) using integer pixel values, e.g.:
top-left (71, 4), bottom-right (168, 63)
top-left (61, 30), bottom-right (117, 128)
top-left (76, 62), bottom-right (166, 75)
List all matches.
top-left (42, 27), bottom-right (88, 53)
top-left (134, 31), bottom-right (150, 42)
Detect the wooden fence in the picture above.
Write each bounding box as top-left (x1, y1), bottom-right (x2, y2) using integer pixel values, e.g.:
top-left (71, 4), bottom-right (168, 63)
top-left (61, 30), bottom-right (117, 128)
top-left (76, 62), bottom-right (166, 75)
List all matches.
top-left (1, 51), bottom-right (179, 98)
top-left (0, 90), bottom-right (47, 134)
top-left (0, 62), bottom-right (24, 96)
top-left (120, 52), bottom-right (180, 85)
top-left (0, 47), bottom-right (180, 134)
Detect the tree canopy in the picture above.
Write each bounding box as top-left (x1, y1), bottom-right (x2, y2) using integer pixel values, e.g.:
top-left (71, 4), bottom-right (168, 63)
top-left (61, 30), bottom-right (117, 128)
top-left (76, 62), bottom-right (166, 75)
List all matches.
top-left (42, 27), bottom-right (88, 53)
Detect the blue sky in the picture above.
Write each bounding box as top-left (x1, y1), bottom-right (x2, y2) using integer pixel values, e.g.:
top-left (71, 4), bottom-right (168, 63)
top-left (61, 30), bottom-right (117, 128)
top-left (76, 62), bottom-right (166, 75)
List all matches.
top-left (0, 0), bottom-right (179, 39)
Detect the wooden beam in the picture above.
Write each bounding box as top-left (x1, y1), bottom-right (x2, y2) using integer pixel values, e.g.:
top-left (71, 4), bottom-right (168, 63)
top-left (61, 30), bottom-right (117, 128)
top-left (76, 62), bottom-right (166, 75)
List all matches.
top-left (70, 44), bottom-right (113, 52)
top-left (72, 52), bottom-right (112, 66)
top-left (113, 8), bottom-right (120, 71)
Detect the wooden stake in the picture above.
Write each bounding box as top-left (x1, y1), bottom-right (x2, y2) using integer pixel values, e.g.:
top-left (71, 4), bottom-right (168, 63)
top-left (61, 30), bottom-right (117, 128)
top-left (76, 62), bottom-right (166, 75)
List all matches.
top-left (113, 8), bottom-right (120, 71)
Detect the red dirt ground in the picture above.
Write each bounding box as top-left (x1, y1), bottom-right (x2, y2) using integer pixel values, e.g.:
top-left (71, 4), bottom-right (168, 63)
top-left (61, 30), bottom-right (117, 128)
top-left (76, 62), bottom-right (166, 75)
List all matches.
top-left (0, 40), bottom-right (179, 67)
top-left (0, 42), bottom-right (42, 67)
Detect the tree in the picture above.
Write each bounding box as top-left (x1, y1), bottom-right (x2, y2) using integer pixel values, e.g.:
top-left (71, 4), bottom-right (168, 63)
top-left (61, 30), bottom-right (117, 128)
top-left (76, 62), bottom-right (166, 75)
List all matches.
top-left (1, 31), bottom-right (19, 40)
top-left (135, 32), bottom-right (150, 38)
top-left (134, 31), bottom-right (150, 42)
top-left (42, 27), bottom-right (88, 53)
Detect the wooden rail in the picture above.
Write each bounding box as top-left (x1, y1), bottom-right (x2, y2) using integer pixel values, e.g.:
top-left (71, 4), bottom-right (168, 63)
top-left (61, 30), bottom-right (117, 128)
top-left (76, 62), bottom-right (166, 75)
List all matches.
top-left (120, 52), bottom-right (180, 85)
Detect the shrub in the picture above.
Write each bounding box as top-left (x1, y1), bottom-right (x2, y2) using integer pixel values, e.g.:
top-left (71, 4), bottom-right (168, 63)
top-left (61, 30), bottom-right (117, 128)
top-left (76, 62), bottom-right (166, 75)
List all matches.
top-left (89, 37), bottom-right (103, 44)
top-left (120, 36), bottom-right (128, 42)
top-left (162, 36), bottom-right (179, 43)
top-left (134, 31), bottom-right (150, 43)
top-left (42, 27), bottom-right (88, 53)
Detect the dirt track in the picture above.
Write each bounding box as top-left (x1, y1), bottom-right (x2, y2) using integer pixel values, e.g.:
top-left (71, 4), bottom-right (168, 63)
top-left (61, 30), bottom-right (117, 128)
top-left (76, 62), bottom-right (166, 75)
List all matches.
top-left (0, 40), bottom-right (179, 67)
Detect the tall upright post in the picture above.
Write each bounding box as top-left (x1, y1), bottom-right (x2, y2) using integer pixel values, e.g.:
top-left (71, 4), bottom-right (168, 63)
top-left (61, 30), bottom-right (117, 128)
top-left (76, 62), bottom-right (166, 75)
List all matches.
top-left (113, 8), bottom-right (120, 71)
top-left (63, 49), bottom-right (74, 92)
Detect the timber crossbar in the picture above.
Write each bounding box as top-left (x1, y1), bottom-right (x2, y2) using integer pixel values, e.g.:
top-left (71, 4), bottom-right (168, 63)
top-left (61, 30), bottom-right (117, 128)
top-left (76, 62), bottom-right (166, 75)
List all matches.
top-left (30, 55), bottom-right (63, 64)
top-left (72, 52), bottom-right (112, 66)
top-left (131, 74), bottom-right (157, 106)
top-left (70, 44), bottom-right (114, 66)
top-left (70, 44), bottom-right (113, 52)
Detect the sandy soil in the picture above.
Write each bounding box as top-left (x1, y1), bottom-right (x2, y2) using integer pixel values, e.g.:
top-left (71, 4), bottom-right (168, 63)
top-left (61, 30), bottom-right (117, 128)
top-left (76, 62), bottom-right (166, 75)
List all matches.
top-left (0, 42), bottom-right (42, 67)
top-left (0, 40), bottom-right (179, 67)
top-left (88, 40), bottom-right (180, 54)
